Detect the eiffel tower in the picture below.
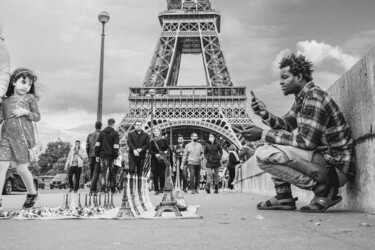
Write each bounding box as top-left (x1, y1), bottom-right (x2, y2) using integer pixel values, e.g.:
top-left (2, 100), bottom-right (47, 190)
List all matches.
top-left (119, 0), bottom-right (253, 150)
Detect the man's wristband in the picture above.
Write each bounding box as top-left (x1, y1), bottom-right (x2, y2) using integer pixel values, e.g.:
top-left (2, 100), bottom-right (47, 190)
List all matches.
top-left (261, 130), bottom-right (269, 142)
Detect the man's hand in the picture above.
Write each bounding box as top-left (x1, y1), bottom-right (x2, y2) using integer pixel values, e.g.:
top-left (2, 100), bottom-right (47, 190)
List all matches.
top-left (250, 92), bottom-right (269, 119)
top-left (241, 125), bottom-right (263, 141)
top-left (136, 148), bottom-right (142, 153)
top-left (133, 150), bottom-right (140, 157)
top-left (155, 154), bottom-right (160, 158)
top-left (96, 157), bottom-right (100, 162)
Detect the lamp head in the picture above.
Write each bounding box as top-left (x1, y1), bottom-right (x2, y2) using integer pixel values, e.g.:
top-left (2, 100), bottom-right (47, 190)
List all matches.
top-left (149, 89), bottom-right (156, 97)
top-left (98, 11), bottom-right (110, 24)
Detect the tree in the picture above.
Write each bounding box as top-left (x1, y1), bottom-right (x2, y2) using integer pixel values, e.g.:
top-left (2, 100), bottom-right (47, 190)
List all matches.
top-left (38, 139), bottom-right (71, 175)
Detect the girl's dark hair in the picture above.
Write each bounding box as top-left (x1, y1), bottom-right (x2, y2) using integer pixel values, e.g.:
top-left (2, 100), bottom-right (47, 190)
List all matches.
top-left (7, 68), bottom-right (39, 99)
top-left (279, 54), bottom-right (314, 82)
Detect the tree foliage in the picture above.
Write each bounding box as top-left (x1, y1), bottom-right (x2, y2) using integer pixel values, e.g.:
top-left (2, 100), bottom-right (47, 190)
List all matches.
top-left (38, 139), bottom-right (71, 175)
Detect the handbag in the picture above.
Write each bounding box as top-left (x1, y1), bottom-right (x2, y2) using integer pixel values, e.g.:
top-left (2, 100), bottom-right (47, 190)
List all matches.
top-left (16, 96), bottom-right (40, 162)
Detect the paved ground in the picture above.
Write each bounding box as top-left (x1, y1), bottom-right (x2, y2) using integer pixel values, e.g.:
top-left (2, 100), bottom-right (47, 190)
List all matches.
top-left (1, 188), bottom-right (375, 250)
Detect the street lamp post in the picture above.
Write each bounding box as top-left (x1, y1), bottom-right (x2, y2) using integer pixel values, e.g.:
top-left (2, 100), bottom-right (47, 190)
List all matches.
top-left (149, 89), bottom-right (156, 139)
top-left (97, 11), bottom-right (110, 123)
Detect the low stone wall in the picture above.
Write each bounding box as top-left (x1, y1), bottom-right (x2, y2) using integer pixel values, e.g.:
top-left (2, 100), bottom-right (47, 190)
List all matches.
top-left (236, 47), bottom-right (375, 214)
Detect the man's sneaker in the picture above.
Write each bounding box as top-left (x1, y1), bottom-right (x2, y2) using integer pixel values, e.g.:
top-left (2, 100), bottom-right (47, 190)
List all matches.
top-left (68, 188), bottom-right (74, 193)
top-left (22, 193), bottom-right (38, 209)
top-left (154, 191), bottom-right (159, 195)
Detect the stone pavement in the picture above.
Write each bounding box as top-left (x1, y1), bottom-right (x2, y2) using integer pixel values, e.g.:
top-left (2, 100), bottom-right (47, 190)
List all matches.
top-left (0, 190), bottom-right (374, 250)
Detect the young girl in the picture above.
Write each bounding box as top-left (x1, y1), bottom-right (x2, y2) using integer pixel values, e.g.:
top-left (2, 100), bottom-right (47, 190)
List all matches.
top-left (0, 68), bottom-right (41, 211)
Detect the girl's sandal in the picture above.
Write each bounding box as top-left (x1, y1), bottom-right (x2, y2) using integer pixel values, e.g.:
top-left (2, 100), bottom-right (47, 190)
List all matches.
top-left (257, 196), bottom-right (298, 210)
top-left (300, 195), bottom-right (342, 213)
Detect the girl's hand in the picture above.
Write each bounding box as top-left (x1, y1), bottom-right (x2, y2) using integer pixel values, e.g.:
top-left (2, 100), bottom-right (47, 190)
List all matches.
top-left (12, 107), bottom-right (30, 118)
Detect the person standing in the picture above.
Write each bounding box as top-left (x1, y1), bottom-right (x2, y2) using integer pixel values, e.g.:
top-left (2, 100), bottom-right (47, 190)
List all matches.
top-left (149, 128), bottom-right (172, 195)
top-left (227, 144), bottom-right (240, 190)
top-left (86, 121), bottom-right (102, 182)
top-left (181, 132), bottom-right (204, 194)
top-left (204, 133), bottom-right (223, 194)
top-left (95, 118), bottom-right (120, 193)
top-left (173, 134), bottom-right (188, 192)
top-left (127, 121), bottom-right (150, 177)
top-left (65, 140), bottom-right (87, 193)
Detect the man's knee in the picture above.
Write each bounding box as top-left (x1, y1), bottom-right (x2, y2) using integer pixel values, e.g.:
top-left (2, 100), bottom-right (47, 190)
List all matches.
top-left (255, 144), bottom-right (289, 169)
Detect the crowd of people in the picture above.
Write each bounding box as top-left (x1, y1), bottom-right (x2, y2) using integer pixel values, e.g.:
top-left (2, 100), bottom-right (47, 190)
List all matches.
top-left (79, 119), bottom-right (255, 198)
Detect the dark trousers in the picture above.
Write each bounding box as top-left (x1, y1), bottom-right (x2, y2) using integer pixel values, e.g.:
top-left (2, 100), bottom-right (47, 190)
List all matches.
top-left (68, 166), bottom-right (82, 191)
top-left (99, 158), bottom-right (116, 193)
top-left (188, 164), bottom-right (201, 190)
top-left (152, 160), bottom-right (166, 192)
top-left (228, 167), bottom-right (235, 190)
top-left (129, 154), bottom-right (145, 176)
top-left (89, 156), bottom-right (98, 180)
top-left (90, 159), bottom-right (101, 193)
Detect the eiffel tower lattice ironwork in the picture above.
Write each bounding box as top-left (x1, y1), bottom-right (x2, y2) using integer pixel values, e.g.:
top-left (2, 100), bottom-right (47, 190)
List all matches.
top-left (119, 0), bottom-right (253, 150)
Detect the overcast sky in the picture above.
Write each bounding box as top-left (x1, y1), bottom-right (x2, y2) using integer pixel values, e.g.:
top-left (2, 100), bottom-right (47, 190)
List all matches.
top-left (1, 0), bottom-right (375, 147)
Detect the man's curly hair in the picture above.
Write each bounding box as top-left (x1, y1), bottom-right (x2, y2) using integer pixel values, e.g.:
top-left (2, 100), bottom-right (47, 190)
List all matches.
top-left (279, 53), bottom-right (314, 82)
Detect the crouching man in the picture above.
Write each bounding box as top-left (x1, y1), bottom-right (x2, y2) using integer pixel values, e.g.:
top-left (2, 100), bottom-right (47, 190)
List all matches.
top-left (243, 54), bottom-right (354, 213)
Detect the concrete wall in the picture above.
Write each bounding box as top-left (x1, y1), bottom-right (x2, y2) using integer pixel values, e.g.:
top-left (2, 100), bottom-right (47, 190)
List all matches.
top-left (237, 47), bottom-right (375, 213)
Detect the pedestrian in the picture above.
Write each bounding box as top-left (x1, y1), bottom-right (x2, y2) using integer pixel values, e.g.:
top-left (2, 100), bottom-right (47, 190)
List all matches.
top-left (181, 132), bottom-right (204, 194)
top-left (243, 53), bottom-right (354, 212)
top-left (0, 68), bottom-right (40, 210)
top-left (204, 133), bottom-right (223, 194)
top-left (86, 121), bottom-right (102, 188)
top-left (0, 28), bottom-right (10, 101)
top-left (172, 134), bottom-right (188, 192)
top-left (95, 118), bottom-right (120, 194)
top-left (227, 144), bottom-right (240, 190)
top-left (127, 121), bottom-right (150, 177)
top-left (65, 140), bottom-right (87, 193)
top-left (149, 128), bottom-right (172, 195)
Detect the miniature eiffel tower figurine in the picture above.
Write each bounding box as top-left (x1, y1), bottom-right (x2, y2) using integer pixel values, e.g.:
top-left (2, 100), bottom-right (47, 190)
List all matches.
top-left (116, 172), bottom-right (135, 218)
top-left (155, 153), bottom-right (182, 217)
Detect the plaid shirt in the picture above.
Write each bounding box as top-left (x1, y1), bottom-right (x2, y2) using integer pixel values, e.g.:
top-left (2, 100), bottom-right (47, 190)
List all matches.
top-left (263, 82), bottom-right (355, 176)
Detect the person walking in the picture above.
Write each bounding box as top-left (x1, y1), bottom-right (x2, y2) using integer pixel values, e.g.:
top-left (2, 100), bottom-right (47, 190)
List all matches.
top-left (181, 132), bottom-right (204, 194)
top-left (204, 133), bottom-right (223, 194)
top-left (0, 68), bottom-right (40, 211)
top-left (95, 118), bottom-right (120, 194)
top-left (65, 140), bottom-right (87, 193)
top-left (127, 121), bottom-right (150, 177)
top-left (227, 144), bottom-right (240, 190)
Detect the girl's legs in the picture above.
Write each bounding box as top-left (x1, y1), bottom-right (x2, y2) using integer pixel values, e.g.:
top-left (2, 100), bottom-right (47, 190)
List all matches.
top-left (232, 164), bottom-right (240, 185)
top-left (15, 163), bottom-right (37, 194)
top-left (0, 161), bottom-right (10, 209)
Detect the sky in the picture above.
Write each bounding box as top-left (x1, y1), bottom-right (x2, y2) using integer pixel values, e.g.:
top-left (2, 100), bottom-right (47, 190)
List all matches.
top-left (1, 0), bottom-right (375, 148)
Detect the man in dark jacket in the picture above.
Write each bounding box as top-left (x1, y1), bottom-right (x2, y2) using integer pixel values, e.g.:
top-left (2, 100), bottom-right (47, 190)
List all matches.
top-left (204, 133), bottom-right (223, 194)
top-left (86, 121), bottom-right (102, 182)
top-left (127, 121), bottom-right (150, 177)
top-left (94, 118), bottom-right (120, 193)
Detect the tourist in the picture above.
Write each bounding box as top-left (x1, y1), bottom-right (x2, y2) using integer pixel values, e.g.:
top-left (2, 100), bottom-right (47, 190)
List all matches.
top-left (86, 121), bottom-right (102, 190)
top-left (227, 144), bottom-right (240, 190)
top-left (172, 134), bottom-right (188, 192)
top-left (181, 132), bottom-right (204, 194)
top-left (243, 53), bottom-right (354, 212)
top-left (65, 140), bottom-right (87, 193)
top-left (95, 118), bottom-right (120, 194)
top-left (0, 28), bottom-right (10, 101)
top-left (127, 121), bottom-right (150, 177)
top-left (0, 68), bottom-right (40, 210)
top-left (149, 128), bottom-right (172, 195)
top-left (204, 133), bottom-right (223, 194)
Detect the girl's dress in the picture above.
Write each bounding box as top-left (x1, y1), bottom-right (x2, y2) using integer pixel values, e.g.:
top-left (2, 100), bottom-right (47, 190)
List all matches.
top-left (0, 94), bottom-right (40, 163)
